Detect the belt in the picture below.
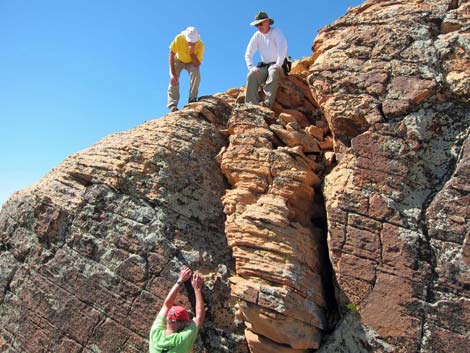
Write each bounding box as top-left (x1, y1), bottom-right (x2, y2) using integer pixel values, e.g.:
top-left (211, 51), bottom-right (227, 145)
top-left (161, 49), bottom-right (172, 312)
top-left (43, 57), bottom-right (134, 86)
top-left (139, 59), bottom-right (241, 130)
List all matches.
top-left (256, 61), bottom-right (276, 68)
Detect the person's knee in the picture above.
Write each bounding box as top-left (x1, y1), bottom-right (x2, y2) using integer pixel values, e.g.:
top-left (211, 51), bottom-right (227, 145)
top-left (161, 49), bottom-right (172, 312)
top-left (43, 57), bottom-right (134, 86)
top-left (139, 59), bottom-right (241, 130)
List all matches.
top-left (189, 65), bottom-right (200, 73)
top-left (247, 70), bottom-right (261, 85)
top-left (268, 67), bottom-right (281, 80)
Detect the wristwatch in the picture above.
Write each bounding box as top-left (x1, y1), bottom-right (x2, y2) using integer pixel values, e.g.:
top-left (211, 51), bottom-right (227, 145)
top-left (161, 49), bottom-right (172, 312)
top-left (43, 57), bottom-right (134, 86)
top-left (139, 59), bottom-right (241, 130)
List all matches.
top-left (176, 280), bottom-right (183, 286)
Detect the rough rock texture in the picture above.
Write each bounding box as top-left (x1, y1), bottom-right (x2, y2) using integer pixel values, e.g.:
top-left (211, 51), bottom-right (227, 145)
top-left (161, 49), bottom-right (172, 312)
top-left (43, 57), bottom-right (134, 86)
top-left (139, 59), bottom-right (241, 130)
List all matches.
top-left (1, 1), bottom-right (470, 353)
top-left (219, 74), bottom-right (334, 352)
top-left (0, 97), bottom-right (248, 353)
top-left (310, 0), bottom-right (470, 352)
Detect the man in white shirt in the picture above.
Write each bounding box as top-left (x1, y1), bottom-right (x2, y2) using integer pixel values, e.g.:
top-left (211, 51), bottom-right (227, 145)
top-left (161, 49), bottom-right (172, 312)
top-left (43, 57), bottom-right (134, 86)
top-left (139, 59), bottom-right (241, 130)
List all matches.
top-left (244, 12), bottom-right (288, 108)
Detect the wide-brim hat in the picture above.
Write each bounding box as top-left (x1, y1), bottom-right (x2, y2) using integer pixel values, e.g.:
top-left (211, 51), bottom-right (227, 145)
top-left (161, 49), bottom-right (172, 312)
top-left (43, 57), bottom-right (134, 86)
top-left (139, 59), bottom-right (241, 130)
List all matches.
top-left (182, 26), bottom-right (200, 43)
top-left (250, 12), bottom-right (274, 26)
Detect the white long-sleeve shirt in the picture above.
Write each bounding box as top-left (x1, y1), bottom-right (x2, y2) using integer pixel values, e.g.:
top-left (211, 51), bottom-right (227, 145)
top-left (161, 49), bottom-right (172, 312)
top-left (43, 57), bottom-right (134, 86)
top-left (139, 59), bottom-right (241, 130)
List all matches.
top-left (245, 27), bottom-right (288, 70)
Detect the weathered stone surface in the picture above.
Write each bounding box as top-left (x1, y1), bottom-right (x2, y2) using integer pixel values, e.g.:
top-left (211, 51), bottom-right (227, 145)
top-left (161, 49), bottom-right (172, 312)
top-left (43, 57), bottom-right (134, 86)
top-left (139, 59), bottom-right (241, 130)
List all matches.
top-left (312, 0), bottom-right (470, 352)
top-left (241, 301), bottom-right (322, 350)
top-left (244, 329), bottom-right (310, 353)
top-left (270, 123), bottom-right (321, 153)
top-left (219, 73), bottom-right (332, 352)
top-left (309, 0), bottom-right (470, 146)
top-left (2, 1), bottom-right (470, 352)
top-left (0, 97), bottom-right (248, 353)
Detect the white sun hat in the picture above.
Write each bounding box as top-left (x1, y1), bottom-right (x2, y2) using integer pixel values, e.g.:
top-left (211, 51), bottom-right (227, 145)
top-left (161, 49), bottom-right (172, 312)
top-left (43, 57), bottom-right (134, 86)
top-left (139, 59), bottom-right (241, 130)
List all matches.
top-left (182, 26), bottom-right (200, 43)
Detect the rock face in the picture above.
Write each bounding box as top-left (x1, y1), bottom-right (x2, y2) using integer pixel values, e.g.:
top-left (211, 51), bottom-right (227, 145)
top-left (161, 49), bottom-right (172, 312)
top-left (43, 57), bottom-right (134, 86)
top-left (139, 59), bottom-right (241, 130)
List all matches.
top-left (310, 0), bottom-right (470, 352)
top-left (0, 97), bottom-right (248, 353)
top-left (219, 75), bottom-right (334, 352)
top-left (1, 1), bottom-right (469, 353)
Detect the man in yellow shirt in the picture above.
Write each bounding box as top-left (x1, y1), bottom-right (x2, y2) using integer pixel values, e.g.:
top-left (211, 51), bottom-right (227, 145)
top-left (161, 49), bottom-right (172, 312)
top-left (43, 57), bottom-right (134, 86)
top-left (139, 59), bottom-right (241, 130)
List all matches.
top-left (167, 27), bottom-right (204, 112)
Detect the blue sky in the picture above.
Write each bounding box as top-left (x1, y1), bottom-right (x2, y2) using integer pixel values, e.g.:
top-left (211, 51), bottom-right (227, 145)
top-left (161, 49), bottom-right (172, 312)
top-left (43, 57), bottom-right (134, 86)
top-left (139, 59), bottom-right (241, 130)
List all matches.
top-left (0, 0), bottom-right (363, 206)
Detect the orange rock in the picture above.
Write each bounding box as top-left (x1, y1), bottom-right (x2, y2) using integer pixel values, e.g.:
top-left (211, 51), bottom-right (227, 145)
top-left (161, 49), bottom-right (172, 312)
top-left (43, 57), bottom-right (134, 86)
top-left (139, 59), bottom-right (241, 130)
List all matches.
top-left (305, 125), bottom-right (325, 140)
top-left (318, 136), bottom-right (334, 151)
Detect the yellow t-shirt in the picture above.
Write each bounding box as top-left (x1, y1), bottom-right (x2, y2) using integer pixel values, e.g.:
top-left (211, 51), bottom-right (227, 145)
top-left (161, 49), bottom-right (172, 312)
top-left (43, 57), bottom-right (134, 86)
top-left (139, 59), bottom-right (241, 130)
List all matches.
top-left (169, 34), bottom-right (204, 64)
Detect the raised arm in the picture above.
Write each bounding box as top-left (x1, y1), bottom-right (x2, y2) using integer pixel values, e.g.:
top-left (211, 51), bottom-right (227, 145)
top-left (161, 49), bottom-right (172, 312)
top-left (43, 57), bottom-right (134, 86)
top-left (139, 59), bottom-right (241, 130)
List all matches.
top-left (157, 266), bottom-right (192, 318)
top-left (191, 272), bottom-right (205, 329)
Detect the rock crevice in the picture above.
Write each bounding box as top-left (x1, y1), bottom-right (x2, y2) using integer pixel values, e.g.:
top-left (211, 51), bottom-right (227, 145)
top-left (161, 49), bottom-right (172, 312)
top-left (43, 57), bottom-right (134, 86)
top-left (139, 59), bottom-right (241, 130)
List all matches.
top-left (219, 74), bottom-right (336, 352)
top-left (1, 1), bottom-right (470, 352)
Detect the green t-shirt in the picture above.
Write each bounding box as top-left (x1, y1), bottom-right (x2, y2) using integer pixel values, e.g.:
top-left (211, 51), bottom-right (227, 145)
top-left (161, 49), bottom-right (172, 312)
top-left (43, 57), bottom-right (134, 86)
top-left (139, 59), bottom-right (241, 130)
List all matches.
top-left (149, 314), bottom-right (198, 353)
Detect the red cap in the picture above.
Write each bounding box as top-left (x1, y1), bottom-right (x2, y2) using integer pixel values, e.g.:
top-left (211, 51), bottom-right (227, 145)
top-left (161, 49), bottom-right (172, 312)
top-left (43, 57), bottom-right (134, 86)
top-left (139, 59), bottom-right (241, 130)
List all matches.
top-left (166, 306), bottom-right (189, 322)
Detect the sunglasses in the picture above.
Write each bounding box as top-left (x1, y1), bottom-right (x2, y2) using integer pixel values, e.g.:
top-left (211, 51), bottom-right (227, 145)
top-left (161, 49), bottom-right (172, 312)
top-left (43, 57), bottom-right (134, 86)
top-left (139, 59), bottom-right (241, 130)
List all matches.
top-left (256, 23), bottom-right (264, 27)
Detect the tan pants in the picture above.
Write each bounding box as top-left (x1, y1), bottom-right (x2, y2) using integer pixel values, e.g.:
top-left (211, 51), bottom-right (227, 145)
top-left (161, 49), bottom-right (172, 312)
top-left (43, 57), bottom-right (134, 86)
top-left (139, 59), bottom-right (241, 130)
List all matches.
top-left (167, 58), bottom-right (200, 108)
top-left (245, 65), bottom-right (282, 106)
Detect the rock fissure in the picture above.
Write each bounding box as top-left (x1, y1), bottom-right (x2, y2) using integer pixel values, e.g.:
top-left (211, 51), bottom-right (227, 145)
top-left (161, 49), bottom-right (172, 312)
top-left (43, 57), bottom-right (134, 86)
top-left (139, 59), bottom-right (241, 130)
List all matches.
top-left (1, 1), bottom-right (470, 352)
top-left (219, 72), bottom-right (337, 351)
top-left (78, 314), bottom-right (107, 353)
top-left (316, 1), bottom-right (470, 352)
top-left (417, 130), bottom-right (469, 350)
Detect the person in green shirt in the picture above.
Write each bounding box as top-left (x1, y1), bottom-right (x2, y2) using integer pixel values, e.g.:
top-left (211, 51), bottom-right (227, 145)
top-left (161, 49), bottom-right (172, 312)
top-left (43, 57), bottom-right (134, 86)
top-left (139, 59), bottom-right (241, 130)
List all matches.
top-left (149, 266), bottom-right (205, 353)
